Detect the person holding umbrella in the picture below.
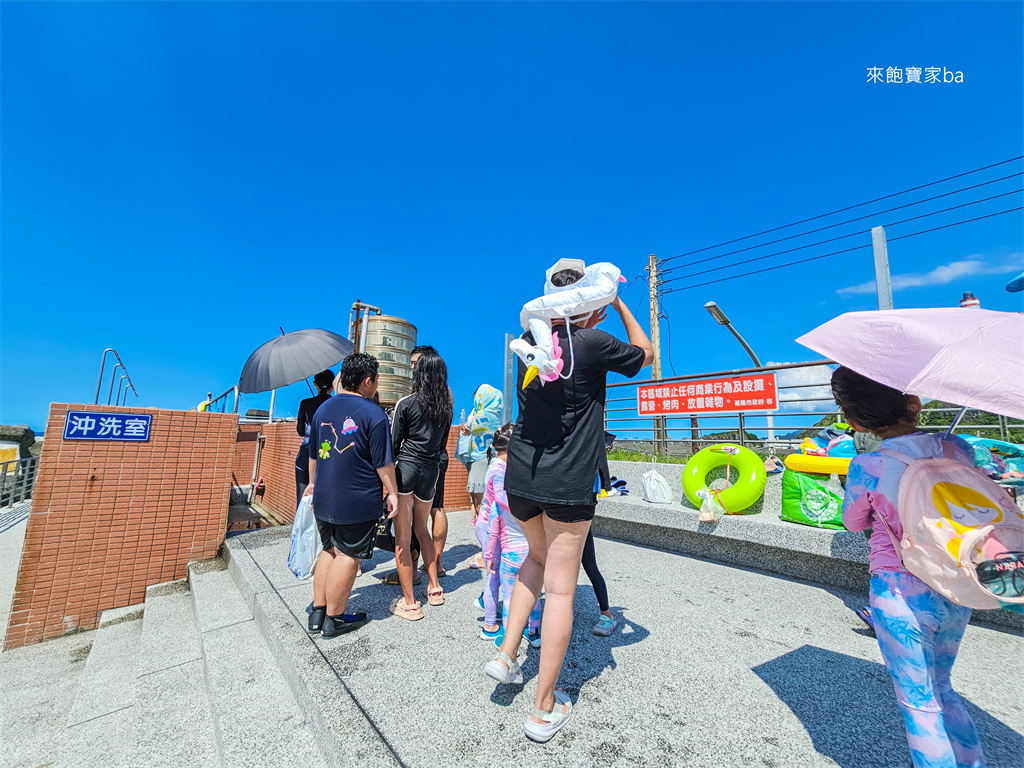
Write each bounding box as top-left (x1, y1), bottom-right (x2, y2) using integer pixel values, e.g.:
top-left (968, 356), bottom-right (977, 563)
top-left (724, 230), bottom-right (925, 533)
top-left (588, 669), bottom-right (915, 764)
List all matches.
top-left (295, 370), bottom-right (335, 506)
top-left (832, 367), bottom-right (986, 768)
top-left (798, 308), bottom-right (1024, 768)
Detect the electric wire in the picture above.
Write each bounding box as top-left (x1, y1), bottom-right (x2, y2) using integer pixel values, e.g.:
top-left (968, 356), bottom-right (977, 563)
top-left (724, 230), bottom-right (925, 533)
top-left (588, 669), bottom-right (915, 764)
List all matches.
top-left (661, 309), bottom-right (678, 376)
top-left (660, 171), bottom-right (1023, 273)
top-left (660, 187), bottom-right (1024, 285)
top-left (659, 155), bottom-right (1023, 265)
top-left (660, 206), bottom-right (1024, 294)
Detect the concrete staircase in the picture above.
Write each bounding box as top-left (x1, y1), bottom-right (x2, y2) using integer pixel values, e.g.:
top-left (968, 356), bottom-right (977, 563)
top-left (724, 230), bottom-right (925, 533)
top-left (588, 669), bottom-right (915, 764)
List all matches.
top-left (57, 549), bottom-right (327, 768)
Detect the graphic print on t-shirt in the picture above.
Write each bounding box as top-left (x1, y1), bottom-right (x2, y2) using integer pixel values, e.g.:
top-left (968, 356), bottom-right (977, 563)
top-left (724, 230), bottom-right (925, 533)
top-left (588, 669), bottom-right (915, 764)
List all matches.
top-left (318, 421), bottom-right (357, 460)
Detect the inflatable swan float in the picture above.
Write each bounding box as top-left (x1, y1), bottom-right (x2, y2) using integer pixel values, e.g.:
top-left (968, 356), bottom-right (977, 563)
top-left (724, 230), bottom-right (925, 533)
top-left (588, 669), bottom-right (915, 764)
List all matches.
top-left (510, 258), bottom-right (625, 388)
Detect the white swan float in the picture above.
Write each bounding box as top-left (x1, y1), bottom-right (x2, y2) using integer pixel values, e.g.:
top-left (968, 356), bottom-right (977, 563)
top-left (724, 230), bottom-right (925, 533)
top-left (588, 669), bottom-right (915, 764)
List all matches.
top-left (510, 258), bottom-right (625, 388)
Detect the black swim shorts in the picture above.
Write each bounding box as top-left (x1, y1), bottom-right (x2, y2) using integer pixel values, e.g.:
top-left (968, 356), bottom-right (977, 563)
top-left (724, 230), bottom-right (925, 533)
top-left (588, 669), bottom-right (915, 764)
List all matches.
top-left (432, 460), bottom-right (448, 509)
top-left (396, 460), bottom-right (440, 503)
top-left (317, 517), bottom-right (377, 560)
top-left (507, 493), bottom-right (596, 525)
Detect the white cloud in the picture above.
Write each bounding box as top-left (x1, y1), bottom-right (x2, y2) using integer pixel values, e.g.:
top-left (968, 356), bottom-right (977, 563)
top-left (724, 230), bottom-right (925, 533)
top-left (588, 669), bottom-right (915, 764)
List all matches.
top-left (767, 362), bottom-right (835, 413)
top-left (836, 254), bottom-right (1022, 296)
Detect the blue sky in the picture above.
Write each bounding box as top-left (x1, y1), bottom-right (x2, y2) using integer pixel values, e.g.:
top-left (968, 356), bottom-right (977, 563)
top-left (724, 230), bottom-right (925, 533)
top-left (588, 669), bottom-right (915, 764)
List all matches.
top-left (2, 1), bottom-right (1022, 434)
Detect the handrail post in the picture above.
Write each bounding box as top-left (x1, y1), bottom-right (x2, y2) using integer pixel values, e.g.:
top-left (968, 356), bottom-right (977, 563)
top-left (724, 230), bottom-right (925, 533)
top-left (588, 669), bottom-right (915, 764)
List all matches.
top-left (95, 348), bottom-right (116, 404)
top-left (106, 363), bottom-right (124, 405)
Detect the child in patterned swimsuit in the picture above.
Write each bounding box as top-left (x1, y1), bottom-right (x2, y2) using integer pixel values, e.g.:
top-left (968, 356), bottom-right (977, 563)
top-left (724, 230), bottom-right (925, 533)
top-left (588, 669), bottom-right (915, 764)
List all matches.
top-left (484, 424), bottom-right (542, 647)
top-left (833, 367), bottom-right (986, 768)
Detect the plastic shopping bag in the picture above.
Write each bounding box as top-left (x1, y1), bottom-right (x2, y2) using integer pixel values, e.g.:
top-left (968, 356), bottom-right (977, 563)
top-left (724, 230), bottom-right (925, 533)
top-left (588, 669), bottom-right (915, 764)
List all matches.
top-left (642, 459), bottom-right (673, 504)
top-left (287, 496), bottom-right (320, 580)
top-left (456, 431), bottom-right (473, 466)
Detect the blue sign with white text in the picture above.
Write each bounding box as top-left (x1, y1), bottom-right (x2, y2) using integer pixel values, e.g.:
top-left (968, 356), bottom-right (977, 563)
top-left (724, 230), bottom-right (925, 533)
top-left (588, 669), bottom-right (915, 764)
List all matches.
top-left (63, 411), bottom-right (152, 441)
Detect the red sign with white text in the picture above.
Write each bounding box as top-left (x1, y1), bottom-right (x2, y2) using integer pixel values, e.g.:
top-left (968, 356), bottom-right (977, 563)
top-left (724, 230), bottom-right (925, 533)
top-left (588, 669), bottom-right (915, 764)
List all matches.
top-left (637, 373), bottom-right (779, 415)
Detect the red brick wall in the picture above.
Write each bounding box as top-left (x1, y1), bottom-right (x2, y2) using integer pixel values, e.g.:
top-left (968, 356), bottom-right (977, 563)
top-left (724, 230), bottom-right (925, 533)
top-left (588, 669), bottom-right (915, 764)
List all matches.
top-left (443, 429), bottom-right (472, 511)
top-left (255, 421), bottom-right (303, 523)
top-left (4, 403), bottom-right (237, 650)
top-left (232, 423), bottom-right (262, 486)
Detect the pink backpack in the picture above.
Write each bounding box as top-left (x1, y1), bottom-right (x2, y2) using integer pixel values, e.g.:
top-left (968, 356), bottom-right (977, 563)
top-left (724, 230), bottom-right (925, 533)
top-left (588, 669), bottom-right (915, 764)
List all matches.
top-left (880, 441), bottom-right (1024, 609)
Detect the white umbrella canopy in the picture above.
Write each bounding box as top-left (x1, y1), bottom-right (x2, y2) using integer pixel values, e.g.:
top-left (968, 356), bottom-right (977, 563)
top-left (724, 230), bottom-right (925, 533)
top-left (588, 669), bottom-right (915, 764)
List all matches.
top-left (238, 329), bottom-right (355, 394)
top-left (796, 308), bottom-right (1024, 420)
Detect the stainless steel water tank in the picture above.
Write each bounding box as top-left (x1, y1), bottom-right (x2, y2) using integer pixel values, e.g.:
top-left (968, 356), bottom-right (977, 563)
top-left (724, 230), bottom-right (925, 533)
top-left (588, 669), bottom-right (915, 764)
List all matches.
top-left (363, 314), bottom-right (417, 406)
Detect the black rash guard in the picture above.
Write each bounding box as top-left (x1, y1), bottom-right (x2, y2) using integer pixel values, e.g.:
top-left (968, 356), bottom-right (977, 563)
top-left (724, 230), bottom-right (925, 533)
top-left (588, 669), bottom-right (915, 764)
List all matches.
top-left (391, 394), bottom-right (452, 467)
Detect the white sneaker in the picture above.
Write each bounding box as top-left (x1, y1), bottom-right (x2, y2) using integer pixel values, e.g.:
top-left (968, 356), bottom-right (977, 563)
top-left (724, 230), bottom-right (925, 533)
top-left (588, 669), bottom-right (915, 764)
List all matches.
top-left (524, 690), bottom-right (572, 743)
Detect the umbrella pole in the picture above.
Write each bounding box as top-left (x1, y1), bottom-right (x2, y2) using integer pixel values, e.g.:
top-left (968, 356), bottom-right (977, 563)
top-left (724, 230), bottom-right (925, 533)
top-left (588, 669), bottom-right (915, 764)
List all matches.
top-left (280, 326), bottom-right (316, 395)
top-left (944, 406), bottom-right (968, 438)
top-left (269, 389), bottom-right (276, 422)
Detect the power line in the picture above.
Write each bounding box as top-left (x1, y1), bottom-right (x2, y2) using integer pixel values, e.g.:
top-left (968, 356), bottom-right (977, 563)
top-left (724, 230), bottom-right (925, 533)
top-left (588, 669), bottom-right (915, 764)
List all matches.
top-left (661, 206), bottom-right (1024, 294)
top-left (661, 187), bottom-right (1024, 285)
top-left (660, 310), bottom-right (678, 376)
top-left (661, 172), bottom-right (1023, 273)
top-left (660, 156), bottom-right (1024, 265)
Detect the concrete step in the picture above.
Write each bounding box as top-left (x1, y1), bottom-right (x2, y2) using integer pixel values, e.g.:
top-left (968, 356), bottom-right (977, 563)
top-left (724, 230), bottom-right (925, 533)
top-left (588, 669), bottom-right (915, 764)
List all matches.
top-left (188, 558), bottom-right (326, 768)
top-left (62, 603), bottom-right (144, 767)
top-left (131, 579), bottom-right (220, 768)
top-left (221, 528), bottom-right (401, 768)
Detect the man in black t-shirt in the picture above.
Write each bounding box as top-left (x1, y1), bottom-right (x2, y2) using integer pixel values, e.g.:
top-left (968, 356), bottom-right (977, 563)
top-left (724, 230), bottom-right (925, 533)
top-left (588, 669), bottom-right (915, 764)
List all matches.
top-left (304, 354), bottom-right (398, 639)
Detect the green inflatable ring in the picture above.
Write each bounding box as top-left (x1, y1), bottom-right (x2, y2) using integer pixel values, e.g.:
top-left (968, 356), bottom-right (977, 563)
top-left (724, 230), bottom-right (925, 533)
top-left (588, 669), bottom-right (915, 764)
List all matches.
top-left (682, 444), bottom-right (767, 513)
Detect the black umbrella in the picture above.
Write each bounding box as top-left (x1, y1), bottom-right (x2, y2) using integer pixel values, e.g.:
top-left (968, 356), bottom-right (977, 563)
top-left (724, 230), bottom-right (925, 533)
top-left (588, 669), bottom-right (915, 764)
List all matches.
top-left (238, 329), bottom-right (356, 394)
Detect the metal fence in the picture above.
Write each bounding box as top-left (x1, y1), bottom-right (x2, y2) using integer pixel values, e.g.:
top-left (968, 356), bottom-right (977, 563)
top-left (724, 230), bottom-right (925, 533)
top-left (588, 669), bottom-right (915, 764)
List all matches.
top-left (1, 456), bottom-right (40, 508)
top-left (605, 360), bottom-right (1022, 457)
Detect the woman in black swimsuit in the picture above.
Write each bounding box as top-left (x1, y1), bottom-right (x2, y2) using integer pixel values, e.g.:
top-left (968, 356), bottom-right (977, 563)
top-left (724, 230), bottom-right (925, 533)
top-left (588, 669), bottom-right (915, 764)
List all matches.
top-left (389, 350), bottom-right (453, 619)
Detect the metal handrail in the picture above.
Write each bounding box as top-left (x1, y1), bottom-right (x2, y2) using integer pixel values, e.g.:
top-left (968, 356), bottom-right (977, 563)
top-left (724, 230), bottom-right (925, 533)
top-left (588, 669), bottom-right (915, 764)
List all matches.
top-left (605, 359), bottom-right (1022, 455)
top-left (607, 359), bottom-right (835, 389)
top-left (1, 456), bottom-right (40, 508)
top-left (95, 348), bottom-right (139, 405)
top-left (203, 386), bottom-right (240, 414)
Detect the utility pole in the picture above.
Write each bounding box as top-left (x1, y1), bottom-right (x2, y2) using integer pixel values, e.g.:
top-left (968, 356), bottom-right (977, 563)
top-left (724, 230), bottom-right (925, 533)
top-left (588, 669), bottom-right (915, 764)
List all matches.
top-left (871, 226), bottom-right (894, 310)
top-left (648, 254), bottom-right (662, 379)
top-left (648, 254), bottom-right (666, 455)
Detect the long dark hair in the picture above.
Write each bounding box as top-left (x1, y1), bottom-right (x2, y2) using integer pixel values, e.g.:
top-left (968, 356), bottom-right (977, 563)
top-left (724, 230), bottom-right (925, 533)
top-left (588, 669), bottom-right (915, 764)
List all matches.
top-left (412, 350), bottom-right (453, 427)
top-left (831, 366), bottom-right (918, 434)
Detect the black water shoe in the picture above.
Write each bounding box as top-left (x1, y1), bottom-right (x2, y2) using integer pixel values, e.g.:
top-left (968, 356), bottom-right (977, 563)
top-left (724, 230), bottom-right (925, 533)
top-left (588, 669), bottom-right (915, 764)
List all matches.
top-left (322, 612), bottom-right (367, 638)
top-left (308, 606), bottom-right (327, 634)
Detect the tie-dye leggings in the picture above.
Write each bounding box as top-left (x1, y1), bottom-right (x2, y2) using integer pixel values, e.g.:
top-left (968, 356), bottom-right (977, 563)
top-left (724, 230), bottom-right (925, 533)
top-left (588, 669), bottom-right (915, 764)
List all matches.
top-left (475, 515), bottom-right (501, 626)
top-left (869, 571), bottom-right (985, 768)
top-left (500, 548), bottom-right (541, 634)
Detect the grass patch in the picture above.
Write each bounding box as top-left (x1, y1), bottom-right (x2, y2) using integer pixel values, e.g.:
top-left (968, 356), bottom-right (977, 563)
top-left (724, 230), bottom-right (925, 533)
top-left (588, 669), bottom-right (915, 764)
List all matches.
top-left (606, 448), bottom-right (689, 465)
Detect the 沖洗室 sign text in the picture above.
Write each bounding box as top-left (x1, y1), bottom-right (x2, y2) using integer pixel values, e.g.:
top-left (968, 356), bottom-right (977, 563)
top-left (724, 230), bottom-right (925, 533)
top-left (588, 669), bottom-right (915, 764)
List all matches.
top-left (63, 411), bottom-right (152, 441)
top-left (637, 373), bottom-right (779, 415)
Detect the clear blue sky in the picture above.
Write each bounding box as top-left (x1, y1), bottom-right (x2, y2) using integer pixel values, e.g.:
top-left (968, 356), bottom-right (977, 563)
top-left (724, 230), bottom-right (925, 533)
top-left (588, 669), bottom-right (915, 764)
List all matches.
top-left (2, 1), bottom-right (1022, 434)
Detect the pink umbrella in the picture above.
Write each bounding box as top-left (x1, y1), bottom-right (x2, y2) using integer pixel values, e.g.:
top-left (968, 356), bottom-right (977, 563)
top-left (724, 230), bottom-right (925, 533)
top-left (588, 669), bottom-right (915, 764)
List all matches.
top-left (796, 308), bottom-right (1024, 420)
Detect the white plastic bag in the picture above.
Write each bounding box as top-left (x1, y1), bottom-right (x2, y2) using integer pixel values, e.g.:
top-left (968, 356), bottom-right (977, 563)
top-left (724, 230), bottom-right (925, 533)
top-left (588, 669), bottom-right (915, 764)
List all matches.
top-left (287, 496), bottom-right (320, 581)
top-left (823, 473), bottom-right (846, 501)
top-left (642, 459), bottom-right (673, 504)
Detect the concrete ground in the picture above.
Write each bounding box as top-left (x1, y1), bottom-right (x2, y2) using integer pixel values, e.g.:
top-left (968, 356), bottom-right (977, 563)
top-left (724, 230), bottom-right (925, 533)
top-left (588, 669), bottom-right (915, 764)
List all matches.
top-left (242, 510), bottom-right (1024, 768)
top-left (1, 500), bottom-right (31, 641)
top-left (1, 502), bottom-right (1022, 768)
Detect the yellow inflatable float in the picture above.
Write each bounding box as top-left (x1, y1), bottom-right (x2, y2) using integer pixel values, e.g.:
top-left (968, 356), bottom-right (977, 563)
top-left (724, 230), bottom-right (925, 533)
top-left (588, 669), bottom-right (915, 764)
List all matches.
top-left (784, 453), bottom-right (852, 476)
